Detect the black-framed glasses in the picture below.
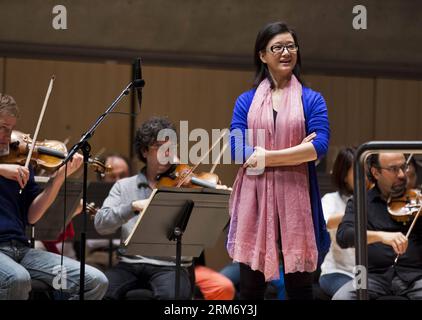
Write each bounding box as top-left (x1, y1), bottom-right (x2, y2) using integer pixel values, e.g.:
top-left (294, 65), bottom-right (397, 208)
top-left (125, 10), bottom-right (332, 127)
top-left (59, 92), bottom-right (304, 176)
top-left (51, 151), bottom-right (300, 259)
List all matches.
top-left (268, 43), bottom-right (298, 54)
top-left (149, 142), bottom-right (178, 149)
top-left (377, 164), bottom-right (409, 175)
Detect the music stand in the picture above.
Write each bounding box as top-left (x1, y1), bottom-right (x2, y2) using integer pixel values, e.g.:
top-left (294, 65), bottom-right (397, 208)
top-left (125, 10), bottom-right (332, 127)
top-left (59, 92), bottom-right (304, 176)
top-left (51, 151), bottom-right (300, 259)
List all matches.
top-left (72, 181), bottom-right (117, 240)
top-left (123, 187), bottom-right (231, 299)
top-left (33, 179), bottom-right (83, 241)
top-left (72, 181), bottom-right (120, 267)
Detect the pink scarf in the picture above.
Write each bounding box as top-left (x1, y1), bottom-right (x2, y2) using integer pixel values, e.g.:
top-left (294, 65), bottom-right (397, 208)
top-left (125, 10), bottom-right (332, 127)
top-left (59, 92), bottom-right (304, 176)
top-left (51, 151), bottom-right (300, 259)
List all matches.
top-left (227, 76), bottom-right (317, 281)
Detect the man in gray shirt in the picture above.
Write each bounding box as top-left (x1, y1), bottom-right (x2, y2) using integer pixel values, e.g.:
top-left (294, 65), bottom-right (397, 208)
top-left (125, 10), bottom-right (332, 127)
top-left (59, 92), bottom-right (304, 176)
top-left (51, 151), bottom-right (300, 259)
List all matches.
top-left (94, 117), bottom-right (192, 300)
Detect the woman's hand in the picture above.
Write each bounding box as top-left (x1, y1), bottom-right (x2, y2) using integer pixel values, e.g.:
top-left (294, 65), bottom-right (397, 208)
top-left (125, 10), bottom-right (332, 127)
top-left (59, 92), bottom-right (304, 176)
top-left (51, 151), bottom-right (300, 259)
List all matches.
top-left (301, 132), bottom-right (316, 144)
top-left (0, 164), bottom-right (30, 188)
top-left (242, 132), bottom-right (317, 171)
top-left (243, 146), bottom-right (266, 170)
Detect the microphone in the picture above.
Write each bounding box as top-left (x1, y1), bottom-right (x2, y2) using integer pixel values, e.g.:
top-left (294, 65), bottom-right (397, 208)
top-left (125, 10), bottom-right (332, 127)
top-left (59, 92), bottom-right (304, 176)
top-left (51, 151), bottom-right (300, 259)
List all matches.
top-left (133, 58), bottom-right (145, 88)
top-left (133, 58), bottom-right (145, 111)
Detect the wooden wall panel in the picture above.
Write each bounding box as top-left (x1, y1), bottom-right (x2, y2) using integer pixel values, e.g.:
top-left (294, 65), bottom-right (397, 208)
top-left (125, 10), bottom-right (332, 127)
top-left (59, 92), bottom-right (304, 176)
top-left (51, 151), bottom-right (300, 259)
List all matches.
top-left (2, 1), bottom-right (422, 77)
top-left (305, 74), bottom-right (375, 170)
top-left (375, 79), bottom-right (422, 140)
top-left (140, 65), bottom-right (253, 186)
top-left (141, 66), bottom-right (252, 130)
top-left (4, 58), bottom-right (132, 173)
top-left (0, 58), bottom-right (3, 92)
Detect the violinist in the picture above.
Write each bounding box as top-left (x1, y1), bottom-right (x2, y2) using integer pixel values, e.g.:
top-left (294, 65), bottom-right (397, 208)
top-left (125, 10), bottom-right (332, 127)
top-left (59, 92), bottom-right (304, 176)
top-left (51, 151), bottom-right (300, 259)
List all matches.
top-left (334, 152), bottom-right (422, 300)
top-left (406, 156), bottom-right (419, 190)
top-left (84, 154), bottom-right (131, 271)
top-left (94, 116), bottom-right (193, 300)
top-left (101, 154), bottom-right (131, 182)
top-left (318, 147), bottom-right (356, 298)
top-left (0, 93), bottom-right (108, 300)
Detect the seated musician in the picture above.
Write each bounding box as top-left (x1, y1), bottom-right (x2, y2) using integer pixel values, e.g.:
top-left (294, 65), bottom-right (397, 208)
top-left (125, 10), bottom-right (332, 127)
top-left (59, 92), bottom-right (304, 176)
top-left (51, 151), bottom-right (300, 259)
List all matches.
top-left (84, 154), bottom-right (132, 270)
top-left (94, 116), bottom-right (193, 300)
top-left (406, 156), bottom-right (420, 190)
top-left (334, 152), bottom-right (422, 299)
top-left (0, 93), bottom-right (108, 300)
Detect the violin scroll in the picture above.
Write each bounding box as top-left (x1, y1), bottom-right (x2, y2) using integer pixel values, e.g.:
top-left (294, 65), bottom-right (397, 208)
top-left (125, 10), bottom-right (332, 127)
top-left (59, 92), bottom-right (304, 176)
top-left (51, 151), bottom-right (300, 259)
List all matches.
top-left (88, 157), bottom-right (112, 175)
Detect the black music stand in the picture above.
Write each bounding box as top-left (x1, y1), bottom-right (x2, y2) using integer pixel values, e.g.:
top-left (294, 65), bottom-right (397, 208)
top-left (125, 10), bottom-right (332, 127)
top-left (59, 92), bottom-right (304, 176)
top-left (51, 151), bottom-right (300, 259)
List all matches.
top-left (122, 187), bottom-right (231, 299)
top-left (72, 181), bottom-right (120, 268)
top-left (33, 179), bottom-right (83, 241)
top-left (72, 181), bottom-right (116, 240)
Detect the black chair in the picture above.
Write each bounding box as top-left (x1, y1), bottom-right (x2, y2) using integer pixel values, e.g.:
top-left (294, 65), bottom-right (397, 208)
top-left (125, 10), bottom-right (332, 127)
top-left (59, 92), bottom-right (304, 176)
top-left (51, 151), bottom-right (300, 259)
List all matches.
top-left (124, 264), bottom-right (196, 300)
top-left (125, 288), bottom-right (155, 300)
top-left (29, 279), bottom-right (54, 300)
top-left (313, 283), bottom-right (331, 300)
top-left (311, 267), bottom-right (332, 300)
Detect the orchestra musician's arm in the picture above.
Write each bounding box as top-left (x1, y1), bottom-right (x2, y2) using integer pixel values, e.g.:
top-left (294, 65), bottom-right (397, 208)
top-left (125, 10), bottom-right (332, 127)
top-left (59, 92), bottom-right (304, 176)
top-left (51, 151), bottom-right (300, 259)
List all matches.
top-left (94, 181), bottom-right (147, 235)
top-left (326, 213), bottom-right (345, 230)
top-left (27, 154), bottom-right (83, 224)
top-left (0, 164), bottom-right (30, 188)
top-left (336, 199), bottom-right (408, 255)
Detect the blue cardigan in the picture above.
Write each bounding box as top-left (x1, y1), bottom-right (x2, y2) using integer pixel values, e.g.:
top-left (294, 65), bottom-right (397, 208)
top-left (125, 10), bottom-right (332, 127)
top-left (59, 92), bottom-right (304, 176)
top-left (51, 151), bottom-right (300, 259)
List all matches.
top-left (230, 86), bottom-right (331, 265)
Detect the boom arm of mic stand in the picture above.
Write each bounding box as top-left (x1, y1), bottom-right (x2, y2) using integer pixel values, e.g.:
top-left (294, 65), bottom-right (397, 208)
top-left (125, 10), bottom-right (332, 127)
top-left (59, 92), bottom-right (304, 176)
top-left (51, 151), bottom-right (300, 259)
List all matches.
top-left (60, 81), bottom-right (135, 168)
top-left (57, 80), bottom-right (136, 300)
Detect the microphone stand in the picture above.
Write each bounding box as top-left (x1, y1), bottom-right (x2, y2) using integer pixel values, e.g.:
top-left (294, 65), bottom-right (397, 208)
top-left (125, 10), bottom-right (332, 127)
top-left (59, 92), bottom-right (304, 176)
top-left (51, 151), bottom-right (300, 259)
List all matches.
top-left (60, 78), bottom-right (144, 300)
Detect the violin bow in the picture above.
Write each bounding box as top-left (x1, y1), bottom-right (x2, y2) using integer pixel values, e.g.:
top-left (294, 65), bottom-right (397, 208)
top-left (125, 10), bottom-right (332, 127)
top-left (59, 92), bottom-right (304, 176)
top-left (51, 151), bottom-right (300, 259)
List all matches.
top-left (176, 129), bottom-right (229, 187)
top-left (406, 153), bottom-right (413, 166)
top-left (210, 139), bottom-right (229, 174)
top-left (394, 195), bottom-right (422, 264)
top-left (20, 75), bottom-right (55, 193)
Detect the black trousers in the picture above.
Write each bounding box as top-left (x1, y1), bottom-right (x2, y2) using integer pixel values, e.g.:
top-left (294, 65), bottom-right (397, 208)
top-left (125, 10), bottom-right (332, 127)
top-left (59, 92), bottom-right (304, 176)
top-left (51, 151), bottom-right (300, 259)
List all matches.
top-left (239, 262), bottom-right (314, 300)
top-left (104, 261), bottom-right (192, 300)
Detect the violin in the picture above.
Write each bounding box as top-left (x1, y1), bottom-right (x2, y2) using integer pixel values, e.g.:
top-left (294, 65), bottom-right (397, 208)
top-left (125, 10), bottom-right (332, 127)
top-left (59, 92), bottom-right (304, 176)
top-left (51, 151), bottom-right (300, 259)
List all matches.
top-left (157, 164), bottom-right (221, 189)
top-left (156, 130), bottom-right (231, 190)
top-left (387, 188), bottom-right (422, 224)
top-left (69, 201), bottom-right (99, 223)
top-left (0, 130), bottom-right (112, 175)
top-left (388, 188), bottom-right (422, 264)
top-left (0, 130), bottom-right (67, 171)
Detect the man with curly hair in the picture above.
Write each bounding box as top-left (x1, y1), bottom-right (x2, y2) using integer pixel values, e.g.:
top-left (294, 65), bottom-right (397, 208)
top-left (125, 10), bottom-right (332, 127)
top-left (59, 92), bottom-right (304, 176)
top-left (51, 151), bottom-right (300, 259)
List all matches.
top-left (94, 117), bottom-right (193, 300)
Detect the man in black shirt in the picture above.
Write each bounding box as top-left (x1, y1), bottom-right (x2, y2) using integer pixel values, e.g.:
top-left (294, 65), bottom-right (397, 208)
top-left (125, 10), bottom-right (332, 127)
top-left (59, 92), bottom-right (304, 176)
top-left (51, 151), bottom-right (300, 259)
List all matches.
top-left (334, 152), bottom-right (422, 300)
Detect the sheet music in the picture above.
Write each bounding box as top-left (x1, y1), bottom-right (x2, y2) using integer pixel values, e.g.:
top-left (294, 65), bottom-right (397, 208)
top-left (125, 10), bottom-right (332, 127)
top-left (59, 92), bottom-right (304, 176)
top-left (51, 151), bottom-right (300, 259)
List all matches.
top-left (123, 188), bottom-right (158, 246)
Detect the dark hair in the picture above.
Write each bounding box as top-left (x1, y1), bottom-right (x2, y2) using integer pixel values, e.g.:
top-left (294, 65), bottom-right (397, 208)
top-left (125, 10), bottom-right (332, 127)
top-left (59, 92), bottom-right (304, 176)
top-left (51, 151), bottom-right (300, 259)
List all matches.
top-left (407, 155), bottom-right (417, 170)
top-left (253, 21), bottom-right (303, 88)
top-left (0, 93), bottom-right (19, 117)
top-left (134, 116), bottom-right (176, 163)
top-left (366, 154), bottom-right (380, 184)
top-left (332, 147), bottom-right (356, 196)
